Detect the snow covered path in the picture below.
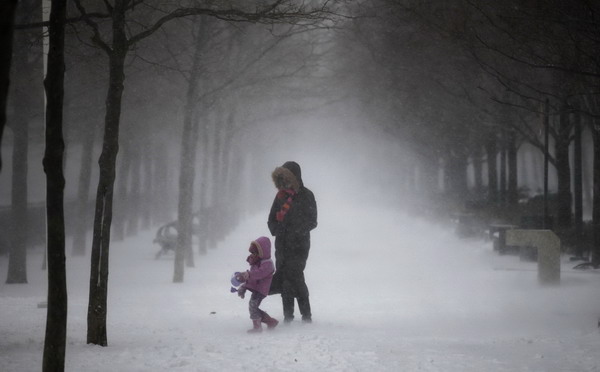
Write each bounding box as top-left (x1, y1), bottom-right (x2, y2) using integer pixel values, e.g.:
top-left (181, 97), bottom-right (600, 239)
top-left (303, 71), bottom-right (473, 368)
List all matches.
top-left (1, 202), bottom-right (600, 371)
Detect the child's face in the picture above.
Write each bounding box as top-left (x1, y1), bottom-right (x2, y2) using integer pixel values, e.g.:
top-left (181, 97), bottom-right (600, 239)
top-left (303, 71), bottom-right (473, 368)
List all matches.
top-left (248, 244), bottom-right (258, 257)
top-left (249, 244), bottom-right (259, 256)
top-left (247, 245), bottom-right (260, 265)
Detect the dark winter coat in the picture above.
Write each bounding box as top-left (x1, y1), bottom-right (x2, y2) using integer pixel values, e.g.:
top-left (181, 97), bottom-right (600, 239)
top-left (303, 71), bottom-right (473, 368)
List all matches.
top-left (268, 161), bottom-right (317, 296)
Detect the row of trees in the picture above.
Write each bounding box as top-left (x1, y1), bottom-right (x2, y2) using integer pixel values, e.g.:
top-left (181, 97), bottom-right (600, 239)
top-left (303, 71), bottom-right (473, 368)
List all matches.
top-left (3, 0), bottom-right (600, 370)
top-left (332, 0), bottom-right (599, 261)
top-left (2, 0), bottom-right (344, 370)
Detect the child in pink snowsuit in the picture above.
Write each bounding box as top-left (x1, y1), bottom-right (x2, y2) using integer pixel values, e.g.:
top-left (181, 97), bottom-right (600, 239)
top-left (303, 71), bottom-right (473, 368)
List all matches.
top-left (236, 236), bottom-right (279, 333)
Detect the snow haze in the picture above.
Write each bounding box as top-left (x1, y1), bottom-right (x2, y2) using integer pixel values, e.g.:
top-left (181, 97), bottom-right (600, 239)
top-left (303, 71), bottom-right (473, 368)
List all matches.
top-left (3, 2), bottom-right (600, 371)
top-left (1, 199), bottom-right (600, 371)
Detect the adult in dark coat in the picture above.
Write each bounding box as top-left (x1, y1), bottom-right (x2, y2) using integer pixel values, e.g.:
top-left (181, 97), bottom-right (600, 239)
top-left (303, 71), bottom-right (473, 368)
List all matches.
top-left (268, 161), bottom-right (317, 323)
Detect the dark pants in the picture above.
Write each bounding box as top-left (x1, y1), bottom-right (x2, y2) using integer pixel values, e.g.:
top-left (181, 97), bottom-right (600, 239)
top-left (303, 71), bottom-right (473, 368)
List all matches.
top-left (249, 292), bottom-right (266, 320)
top-left (282, 294), bottom-right (312, 321)
top-left (280, 266), bottom-right (311, 318)
top-left (275, 240), bottom-right (312, 321)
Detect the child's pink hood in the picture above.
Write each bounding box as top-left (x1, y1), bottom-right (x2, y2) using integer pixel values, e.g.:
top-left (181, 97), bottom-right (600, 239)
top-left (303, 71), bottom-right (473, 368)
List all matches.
top-left (253, 236), bottom-right (271, 260)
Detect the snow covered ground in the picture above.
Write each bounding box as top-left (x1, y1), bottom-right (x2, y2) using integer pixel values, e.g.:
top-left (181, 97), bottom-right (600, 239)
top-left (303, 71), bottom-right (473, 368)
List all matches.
top-left (1, 200), bottom-right (600, 371)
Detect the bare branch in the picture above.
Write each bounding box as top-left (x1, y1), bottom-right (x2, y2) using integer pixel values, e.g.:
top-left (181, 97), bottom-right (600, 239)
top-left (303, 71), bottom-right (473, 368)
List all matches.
top-left (73, 0), bottom-right (112, 54)
top-left (127, 3), bottom-right (337, 46)
top-left (14, 12), bottom-right (111, 30)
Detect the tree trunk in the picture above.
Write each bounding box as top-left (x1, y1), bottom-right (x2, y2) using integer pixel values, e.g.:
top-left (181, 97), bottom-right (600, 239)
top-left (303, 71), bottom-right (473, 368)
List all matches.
top-left (126, 144), bottom-right (141, 237)
top-left (485, 133), bottom-right (498, 205)
top-left (499, 137), bottom-right (507, 205)
top-left (7, 3), bottom-right (40, 283)
top-left (507, 130), bottom-right (518, 206)
top-left (444, 147), bottom-right (468, 203)
top-left (71, 127), bottom-right (95, 256)
top-left (555, 106), bottom-right (572, 230)
top-left (87, 5), bottom-right (128, 344)
top-left (582, 130), bottom-right (592, 219)
top-left (141, 144), bottom-right (153, 229)
top-left (42, 0), bottom-right (68, 370)
top-left (0, 0), bottom-right (18, 172)
top-left (197, 120), bottom-right (210, 255)
top-left (112, 142), bottom-right (130, 241)
top-left (206, 113), bottom-right (224, 249)
top-left (6, 114), bottom-right (28, 283)
top-left (153, 141), bottom-right (170, 223)
top-left (174, 26), bottom-right (204, 281)
top-left (573, 108), bottom-right (583, 256)
top-left (592, 120), bottom-right (600, 266)
top-left (472, 145), bottom-right (483, 193)
top-left (420, 152), bottom-right (439, 202)
top-left (215, 111), bottom-right (234, 241)
top-left (543, 100), bottom-right (550, 227)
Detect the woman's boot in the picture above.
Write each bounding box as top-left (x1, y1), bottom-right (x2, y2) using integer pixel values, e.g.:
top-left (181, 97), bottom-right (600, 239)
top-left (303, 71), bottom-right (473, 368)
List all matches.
top-left (298, 297), bottom-right (312, 323)
top-left (282, 296), bottom-right (295, 323)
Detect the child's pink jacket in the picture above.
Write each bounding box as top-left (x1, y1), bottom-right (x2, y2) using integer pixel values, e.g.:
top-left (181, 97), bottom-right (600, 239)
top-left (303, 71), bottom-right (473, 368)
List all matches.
top-left (244, 236), bottom-right (274, 297)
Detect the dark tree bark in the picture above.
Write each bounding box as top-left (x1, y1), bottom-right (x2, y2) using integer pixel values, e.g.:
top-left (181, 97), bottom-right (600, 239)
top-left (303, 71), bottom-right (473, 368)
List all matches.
top-left (507, 129), bottom-right (518, 206)
top-left (174, 23), bottom-right (204, 281)
top-left (555, 104), bottom-right (572, 229)
top-left (485, 133), bottom-right (498, 205)
top-left (0, 0), bottom-right (18, 172)
top-left (126, 143), bottom-right (141, 237)
top-left (197, 120), bottom-right (210, 256)
top-left (141, 144), bottom-right (153, 229)
top-left (86, 3), bottom-right (128, 344)
top-left (592, 119), bottom-right (600, 266)
top-left (6, 0), bottom-right (43, 284)
top-left (444, 147), bottom-right (468, 202)
top-left (153, 141), bottom-right (170, 223)
top-left (6, 110), bottom-right (28, 283)
top-left (42, 0), bottom-right (68, 370)
top-left (208, 115), bottom-right (222, 249)
top-left (573, 107), bottom-right (583, 256)
top-left (112, 141), bottom-right (130, 241)
top-left (499, 137), bottom-right (507, 205)
top-left (472, 145), bottom-right (483, 192)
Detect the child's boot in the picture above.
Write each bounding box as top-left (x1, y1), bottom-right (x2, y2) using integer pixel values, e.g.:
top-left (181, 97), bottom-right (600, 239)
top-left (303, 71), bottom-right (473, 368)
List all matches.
top-left (247, 318), bottom-right (262, 333)
top-left (261, 312), bottom-right (279, 329)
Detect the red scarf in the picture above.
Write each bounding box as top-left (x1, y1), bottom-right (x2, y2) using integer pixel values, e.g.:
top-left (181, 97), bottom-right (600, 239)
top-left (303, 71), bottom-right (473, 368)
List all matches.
top-left (276, 189), bottom-right (295, 222)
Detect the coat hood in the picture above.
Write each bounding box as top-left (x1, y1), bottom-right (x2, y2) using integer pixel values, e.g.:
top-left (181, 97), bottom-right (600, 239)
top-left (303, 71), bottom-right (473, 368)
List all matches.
top-left (272, 164), bottom-right (301, 192)
top-left (282, 161), bottom-right (303, 187)
top-left (252, 236), bottom-right (271, 259)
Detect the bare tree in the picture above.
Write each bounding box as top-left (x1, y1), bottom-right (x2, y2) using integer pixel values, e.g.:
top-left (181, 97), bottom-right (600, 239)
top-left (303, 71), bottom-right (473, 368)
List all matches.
top-left (72, 0), bottom-right (338, 346)
top-left (42, 0), bottom-right (68, 369)
top-left (6, 0), bottom-right (44, 284)
top-left (0, 0), bottom-right (18, 172)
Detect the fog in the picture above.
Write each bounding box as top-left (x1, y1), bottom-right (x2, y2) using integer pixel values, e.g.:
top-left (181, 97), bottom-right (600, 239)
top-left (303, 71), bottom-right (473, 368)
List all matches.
top-left (4, 96), bottom-right (599, 369)
top-left (242, 105), bottom-right (406, 205)
top-left (3, 1), bottom-right (600, 370)
top-left (2, 199), bottom-right (600, 371)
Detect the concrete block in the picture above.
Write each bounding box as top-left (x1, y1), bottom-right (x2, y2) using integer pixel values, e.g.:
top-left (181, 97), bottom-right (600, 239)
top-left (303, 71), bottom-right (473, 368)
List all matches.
top-left (506, 229), bottom-right (560, 285)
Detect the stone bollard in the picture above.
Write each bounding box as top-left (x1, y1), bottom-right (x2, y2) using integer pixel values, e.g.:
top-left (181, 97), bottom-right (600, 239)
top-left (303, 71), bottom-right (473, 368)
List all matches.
top-left (506, 229), bottom-right (561, 285)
